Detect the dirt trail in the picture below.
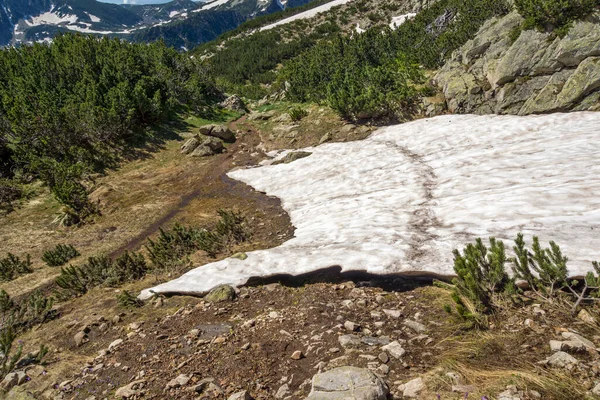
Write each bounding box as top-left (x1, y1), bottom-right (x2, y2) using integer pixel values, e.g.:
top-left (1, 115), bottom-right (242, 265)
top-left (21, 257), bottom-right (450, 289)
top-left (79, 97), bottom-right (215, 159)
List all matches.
top-left (110, 116), bottom-right (293, 257)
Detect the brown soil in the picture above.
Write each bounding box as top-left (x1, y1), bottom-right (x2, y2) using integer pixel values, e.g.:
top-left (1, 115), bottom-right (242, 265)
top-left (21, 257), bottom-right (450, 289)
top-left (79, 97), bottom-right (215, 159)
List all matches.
top-left (38, 284), bottom-right (599, 400)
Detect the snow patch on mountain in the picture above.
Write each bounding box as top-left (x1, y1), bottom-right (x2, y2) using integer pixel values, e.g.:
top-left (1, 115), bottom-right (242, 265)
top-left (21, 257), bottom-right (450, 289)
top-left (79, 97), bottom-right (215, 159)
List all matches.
top-left (140, 113), bottom-right (600, 299)
top-left (199, 0), bottom-right (232, 11)
top-left (389, 13), bottom-right (415, 29)
top-left (260, 0), bottom-right (354, 31)
top-left (27, 12), bottom-right (79, 26)
top-left (86, 13), bottom-right (101, 23)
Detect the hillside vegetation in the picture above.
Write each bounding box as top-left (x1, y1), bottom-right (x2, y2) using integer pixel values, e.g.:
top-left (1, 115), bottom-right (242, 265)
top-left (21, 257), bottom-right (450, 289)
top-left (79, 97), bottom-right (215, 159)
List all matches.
top-left (0, 34), bottom-right (220, 223)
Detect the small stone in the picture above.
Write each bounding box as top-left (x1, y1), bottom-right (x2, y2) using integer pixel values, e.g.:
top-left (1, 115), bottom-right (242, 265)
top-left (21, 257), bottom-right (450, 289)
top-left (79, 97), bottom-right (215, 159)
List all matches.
top-left (377, 364), bottom-right (390, 375)
top-left (74, 331), bottom-right (87, 347)
top-left (383, 309), bottom-right (402, 318)
top-left (344, 321), bottom-right (359, 332)
top-left (228, 390), bottom-right (253, 400)
top-left (381, 341), bottom-right (406, 359)
top-left (400, 377), bottom-right (425, 398)
top-left (338, 335), bottom-right (361, 348)
top-left (241, 343), bottom-right (251, 350)
top-left (452, 384), bottom-right (477, 393)
top-left (291, 350), bottom-right (304, 360)
top-left (578, 309), bottom-right (596, 324)
top-left (0, 373), bottom-right (18, 392)
top-left (108, 339), bottom-right (123, 351)
top-left (188, 329), bottom-right (200, 338)
top-left (115, 379), bottom-right (145, 398)
top-left (378, 352), bottom-right (389, 364)
top-left (403, 320), bottom-right (426, 333)
top-left (275, 383), bottom-right (289, 399)
top-left (242, 319), bottom-right (256, 329)
top-left (165, 374), bottom-right (191, 389)
top-left (539, 351), bottom-right (578, 369)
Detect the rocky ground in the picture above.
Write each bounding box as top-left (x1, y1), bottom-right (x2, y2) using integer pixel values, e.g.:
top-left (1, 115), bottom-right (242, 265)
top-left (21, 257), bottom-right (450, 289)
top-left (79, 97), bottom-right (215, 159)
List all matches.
top-left (5, 277), bottom-right (600, 399)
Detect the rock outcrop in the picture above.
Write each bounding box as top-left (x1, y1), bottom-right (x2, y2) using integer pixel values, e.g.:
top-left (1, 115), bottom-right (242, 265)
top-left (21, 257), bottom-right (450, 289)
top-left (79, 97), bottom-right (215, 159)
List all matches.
top-left (433, 11), bottom-right (600, 115)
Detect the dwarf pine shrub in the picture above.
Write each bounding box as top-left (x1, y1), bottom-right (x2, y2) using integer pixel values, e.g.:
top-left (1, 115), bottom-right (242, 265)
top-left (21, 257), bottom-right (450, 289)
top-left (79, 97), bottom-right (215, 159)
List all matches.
top-left (106, 252), bottom-right (148, 287)
top-left (146, 224), bottom-right (201, 269)
top-left (446, 237), bottom-right (516, 327)
top-left (146, 210), bottom-right (248, 268)
top-left (117, 290), bottom-right (143, 308)
top-left (0, 253), bottom-right (33, 282)
top-left (55, 252), bottom-right (148, 297)
top-left (288, 107), bottom-right (308, 121)
top-left (42, 244), bottom-right (80, 267)
top-left (0, 325), bottom-right (48, 379)
top-left (0, 179), bottom-right (23, 215)
top-left (515, 0), bottom-right (599, 33)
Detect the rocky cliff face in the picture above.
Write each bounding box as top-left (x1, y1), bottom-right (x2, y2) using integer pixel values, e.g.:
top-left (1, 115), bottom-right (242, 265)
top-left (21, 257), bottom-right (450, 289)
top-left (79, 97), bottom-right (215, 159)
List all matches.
top-left (433, 11), bottom-right (600, 115)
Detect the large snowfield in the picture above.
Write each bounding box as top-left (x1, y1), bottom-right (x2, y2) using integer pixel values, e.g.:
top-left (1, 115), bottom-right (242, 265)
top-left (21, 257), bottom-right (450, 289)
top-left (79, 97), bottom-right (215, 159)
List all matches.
top-left (140, 113), bottom-right (600, 298)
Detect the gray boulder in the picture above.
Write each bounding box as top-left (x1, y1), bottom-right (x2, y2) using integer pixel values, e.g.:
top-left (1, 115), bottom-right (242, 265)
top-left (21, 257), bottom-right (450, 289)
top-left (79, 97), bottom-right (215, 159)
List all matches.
top-left (199, 124), bottom-right (236, 143)
top-left (181, 137), bottom-right (201, 154)
top-left (306, 366), bottom-right (388, 400)
top-left (190, 137), bottom-right (224, 157)
top-left (248, 111), bottom-right (276, 121)
top-left (210, 125), bottom-right (236, 143)
top-left (220, 95), bottom-right (248, 113)
top-left (205, 285), bottom-right (236, 303)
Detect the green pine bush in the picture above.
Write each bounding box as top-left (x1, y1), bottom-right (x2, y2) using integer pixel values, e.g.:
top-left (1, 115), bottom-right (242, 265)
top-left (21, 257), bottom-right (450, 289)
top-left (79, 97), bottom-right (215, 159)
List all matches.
top-left (0, 253), bottom-right (33, 282)
top-left (55, 252), bottom-right (148, 297)
top-left (106, 252), bottom-right (148, 287)
top-left (42, 244), bottom-right (80, 267)
top-left (447, 237), bottom-right (516, 327)
top-left (0, 178), bottom-right (23, 215)
top-left (117, 290), bottom-right (143, 308)
top-left (288, 107), bottom-right (308, 121)
top-left (515, 0), bottom-right (599, 33)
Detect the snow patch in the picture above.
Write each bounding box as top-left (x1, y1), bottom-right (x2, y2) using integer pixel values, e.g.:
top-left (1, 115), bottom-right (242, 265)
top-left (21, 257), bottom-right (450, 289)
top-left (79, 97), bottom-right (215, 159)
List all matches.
top-left (260, 0), bottom-right (355, 31)
top-left (169, 10), bottom-right (180, 18)
top-left (200, 0), bottom-right (232, 10)
top-left (86, 13), bottom-right (101, 23)
top-left (140, 113), bottom-right (600, 299)
top-left (355, 23), bottom-right (365, 34)
top-left (389, 13), bottom-right (416, 29)
top-left (27, 12), bottom-right (78, 26)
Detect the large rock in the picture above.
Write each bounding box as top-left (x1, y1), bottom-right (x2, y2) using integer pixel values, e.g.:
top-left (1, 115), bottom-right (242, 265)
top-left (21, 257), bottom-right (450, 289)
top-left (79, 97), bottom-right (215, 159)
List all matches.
top-left (220, 95), bottom-right (247, 113)
top-left (200, 124), bottom-right (236, 143)
top-left (181, 137), bottom-right (201, 154)
top-left (247, 111), bottom-right (276, 121)
top-left (190, 137), bottom-right (225, 157)
top-left (306, 366), bottom-right (388, 400)
top-left (205, 284), bottom-right (236, 303)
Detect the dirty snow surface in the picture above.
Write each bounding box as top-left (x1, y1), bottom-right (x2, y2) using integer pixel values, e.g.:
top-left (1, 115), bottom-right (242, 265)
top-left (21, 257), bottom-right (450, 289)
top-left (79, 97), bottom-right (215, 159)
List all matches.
top-left (140, 113), bottom-right (600, 299)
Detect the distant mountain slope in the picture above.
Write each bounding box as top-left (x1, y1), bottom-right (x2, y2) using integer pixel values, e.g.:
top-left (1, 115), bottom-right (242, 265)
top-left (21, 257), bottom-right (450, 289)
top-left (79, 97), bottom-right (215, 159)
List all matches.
top-left (0, 0), bottom-right (315, 47)
top-left (129, 9), bottom-right (245, 49)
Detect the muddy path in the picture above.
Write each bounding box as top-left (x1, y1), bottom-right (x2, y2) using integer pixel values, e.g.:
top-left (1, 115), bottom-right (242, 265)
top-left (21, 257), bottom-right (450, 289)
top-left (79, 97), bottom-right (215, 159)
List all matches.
top-left (110, 116), bottom-right (294, 257)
